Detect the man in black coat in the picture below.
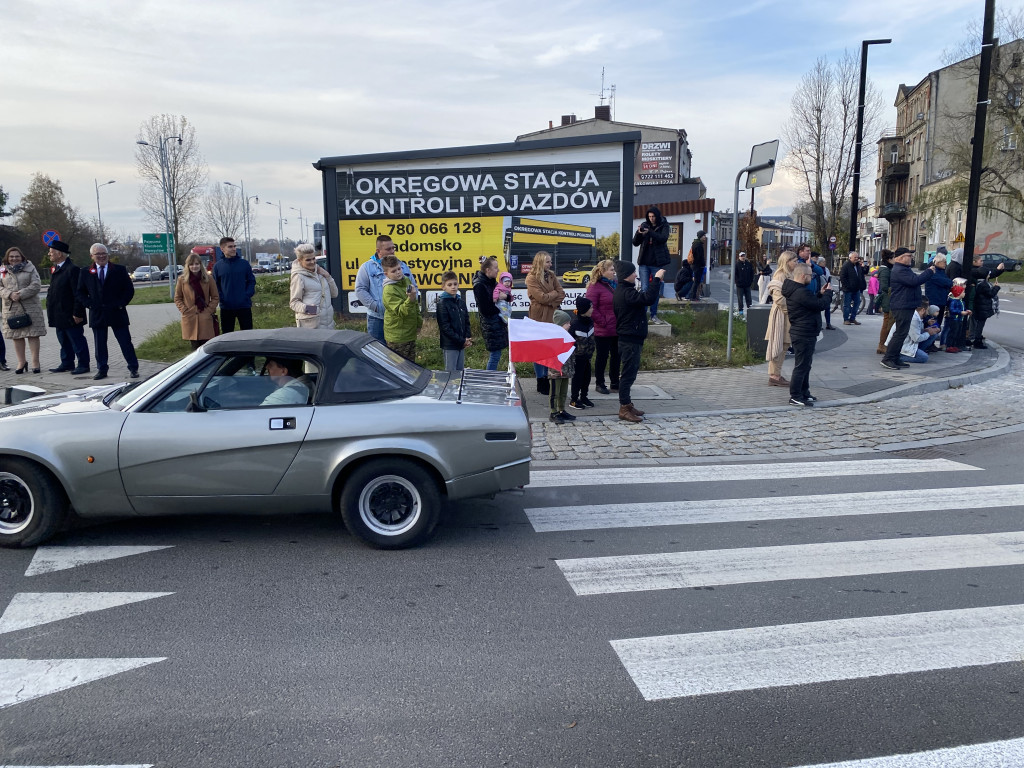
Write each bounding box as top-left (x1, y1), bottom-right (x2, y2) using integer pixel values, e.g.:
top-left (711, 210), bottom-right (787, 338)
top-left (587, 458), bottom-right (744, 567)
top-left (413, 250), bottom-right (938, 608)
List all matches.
top-left (613, 260), bottom-right (664, 423)
top-left (839, 251), bottom-right (867, 325)
top-left (45, 240), bottom-right (90, 374)
top-left (631, 206), bottom-right (671, 324)
top-left (733, 251), bottom-right (755, 316)
top-left (76, 243), bottom-right (139, 380)
top-left (782, 262), bottom-right (833, 406)
top-left (881, 247), bottom-right (936, 370)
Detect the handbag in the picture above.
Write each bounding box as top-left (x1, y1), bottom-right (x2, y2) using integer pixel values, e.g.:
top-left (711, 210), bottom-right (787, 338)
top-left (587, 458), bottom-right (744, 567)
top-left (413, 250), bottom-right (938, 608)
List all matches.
top-left (6, 300), bottom-right (31, 329)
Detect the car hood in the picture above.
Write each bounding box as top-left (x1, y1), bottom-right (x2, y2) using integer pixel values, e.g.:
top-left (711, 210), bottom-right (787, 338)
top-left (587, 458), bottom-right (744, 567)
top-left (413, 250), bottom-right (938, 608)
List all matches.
top-left (0, 383), bottom-right (126, 420)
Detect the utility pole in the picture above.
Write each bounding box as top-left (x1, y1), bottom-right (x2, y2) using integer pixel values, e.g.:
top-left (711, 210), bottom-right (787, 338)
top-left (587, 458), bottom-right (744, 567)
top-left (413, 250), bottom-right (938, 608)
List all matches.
top-left (964, 0), bottom-right (997, 296)
top-left (849, 39), bottom-right (891, 254)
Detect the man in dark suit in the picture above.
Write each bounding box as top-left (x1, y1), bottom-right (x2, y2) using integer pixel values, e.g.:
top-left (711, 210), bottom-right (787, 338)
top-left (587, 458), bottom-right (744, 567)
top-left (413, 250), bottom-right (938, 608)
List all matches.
top-left (45, 240), bottom-right (91, 375)
top-left (76, 243), bottom-right (139, 380)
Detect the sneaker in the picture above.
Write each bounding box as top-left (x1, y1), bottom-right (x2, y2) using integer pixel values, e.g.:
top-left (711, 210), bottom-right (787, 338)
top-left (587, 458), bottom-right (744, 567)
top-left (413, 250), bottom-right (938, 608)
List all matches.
top-left (852, 320), bottom-right (862, 325)
top-left (558, 410), bottom-right (577, 421)
top-left (595, 384), bottom-right (610, 395)
top-left (610, 383), bottom-right (619, 391)
top-left (880, 360), bottom-right (900, 370)
top-left (805, 395), bottom-right (818, 402)
top-left (789, 397), bottom-right (812, 406)
top-left (974, 342), bottom-right (989, 350)
top-left (843, 321), bottom-right (853, 326)
top-left (579, 396), bottom-right (595, 408)
top-left (568, 399), bottom-right (584, 410)
top-left (549, 413), bottom-right (565, 424)
top-left (945, 346), bottom-right (960, 353)
top-left (896, 361), bottom-right (910, 368)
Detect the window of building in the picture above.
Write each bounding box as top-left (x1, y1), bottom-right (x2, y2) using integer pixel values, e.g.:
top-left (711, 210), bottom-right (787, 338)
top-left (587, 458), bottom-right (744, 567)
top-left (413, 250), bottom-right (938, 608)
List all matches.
top-left (1008, 84), bottom-right (1022, 108)
top-left (1001, 126), bottom-right (1017, 151)
top-left (956, 209), bottom-right (963, 234)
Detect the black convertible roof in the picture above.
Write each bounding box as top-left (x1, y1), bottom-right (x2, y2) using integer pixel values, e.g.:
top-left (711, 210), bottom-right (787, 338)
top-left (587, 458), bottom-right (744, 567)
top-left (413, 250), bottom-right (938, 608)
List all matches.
top-left (202, 328), bottom-right (373, 363)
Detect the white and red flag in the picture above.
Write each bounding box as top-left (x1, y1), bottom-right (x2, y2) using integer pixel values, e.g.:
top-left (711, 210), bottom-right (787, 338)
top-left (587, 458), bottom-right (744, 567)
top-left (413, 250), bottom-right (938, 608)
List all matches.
top-left (508, 317), bottom-right (575, 373)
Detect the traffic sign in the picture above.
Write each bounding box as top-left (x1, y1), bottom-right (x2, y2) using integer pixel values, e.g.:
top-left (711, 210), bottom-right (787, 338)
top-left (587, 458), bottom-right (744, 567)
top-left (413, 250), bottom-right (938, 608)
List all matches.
top-left (829, 236), bottom-right (837, 243)
top-left (142, 233), bottom-right (174, 255)
top-left (829, 242), bottom-right (836, 250)
top-left (42, 230), bottom-right (61, 246)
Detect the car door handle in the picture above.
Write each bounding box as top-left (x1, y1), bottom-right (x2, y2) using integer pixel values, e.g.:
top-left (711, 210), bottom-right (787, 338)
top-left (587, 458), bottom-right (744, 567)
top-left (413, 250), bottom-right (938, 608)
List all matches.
top-left (269, 417), bottom-right (297, 430)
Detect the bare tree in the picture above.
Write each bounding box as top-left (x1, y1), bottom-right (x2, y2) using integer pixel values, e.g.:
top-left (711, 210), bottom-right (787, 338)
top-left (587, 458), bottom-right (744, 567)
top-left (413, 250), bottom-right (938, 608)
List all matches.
top-left (134, 114), bottom-right (208, 254)
top-left (941, 8), bottom-right (1024, 66)
top-left (781, 52), bottom-right (883, 253)
top-left (202, 183), bottom-right (245, 241)
top-left (916, 33), bottom-right (1024, 230)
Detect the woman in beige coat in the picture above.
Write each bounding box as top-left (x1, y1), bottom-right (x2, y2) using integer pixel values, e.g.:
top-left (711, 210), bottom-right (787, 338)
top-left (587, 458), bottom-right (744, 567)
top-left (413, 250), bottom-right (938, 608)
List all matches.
top-left (525, 250), bottom-right (565, 392)
top-left (174, 253), bottom-right (220, 349)
top-left (289, 243), bottom-right (338, 329)
top-left (1, 247), bottom-right (47, 374)
top-left (765, 250), bottom-right (797, 387)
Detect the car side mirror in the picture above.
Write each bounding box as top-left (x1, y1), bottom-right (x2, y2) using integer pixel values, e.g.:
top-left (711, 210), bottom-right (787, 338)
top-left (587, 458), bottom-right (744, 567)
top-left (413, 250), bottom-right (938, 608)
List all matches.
top-left (186, 390), bottom-right (207, 413)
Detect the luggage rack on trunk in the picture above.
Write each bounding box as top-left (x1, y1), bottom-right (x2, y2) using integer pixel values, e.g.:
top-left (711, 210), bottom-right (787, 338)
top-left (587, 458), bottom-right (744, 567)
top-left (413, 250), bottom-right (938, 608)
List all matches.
top-left (456, 366), bottom-right (520, 404)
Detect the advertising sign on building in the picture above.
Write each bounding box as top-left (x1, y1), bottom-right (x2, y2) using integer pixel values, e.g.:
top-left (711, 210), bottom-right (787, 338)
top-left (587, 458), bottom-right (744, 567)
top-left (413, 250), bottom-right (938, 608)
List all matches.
top-left (317, 135), bottom-right (636, 300)
top-left (637, 141), bottom-right (678, 186)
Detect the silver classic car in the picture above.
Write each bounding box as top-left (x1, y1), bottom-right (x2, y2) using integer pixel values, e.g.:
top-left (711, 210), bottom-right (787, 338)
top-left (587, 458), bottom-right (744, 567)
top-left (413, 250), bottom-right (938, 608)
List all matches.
top-left (0, 329), bottom-right (531, 549)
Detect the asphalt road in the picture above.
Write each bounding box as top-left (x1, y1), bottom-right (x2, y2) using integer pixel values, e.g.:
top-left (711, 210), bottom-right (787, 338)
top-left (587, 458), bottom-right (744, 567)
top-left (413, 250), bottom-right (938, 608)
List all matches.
top-left (2, 433), bottom-right (1023, 767)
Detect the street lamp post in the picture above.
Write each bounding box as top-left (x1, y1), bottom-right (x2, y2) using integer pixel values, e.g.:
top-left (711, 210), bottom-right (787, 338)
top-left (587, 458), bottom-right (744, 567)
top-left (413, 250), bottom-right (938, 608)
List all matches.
top-left (266, 200), bottom-right (286, 262)
top-left (289, 207), bottom-right (305, 242)
top-left (849, 38), bottom-right (892, 253)
top-left (94, 179), bottom-right (115, 244)
top-left (224, 181), bottom-right (256, 261)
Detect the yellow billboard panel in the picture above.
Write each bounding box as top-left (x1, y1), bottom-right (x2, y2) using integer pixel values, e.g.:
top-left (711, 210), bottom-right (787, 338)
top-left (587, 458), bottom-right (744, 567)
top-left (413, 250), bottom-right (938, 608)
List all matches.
top-left (339, 217), bottom-right (504, 289)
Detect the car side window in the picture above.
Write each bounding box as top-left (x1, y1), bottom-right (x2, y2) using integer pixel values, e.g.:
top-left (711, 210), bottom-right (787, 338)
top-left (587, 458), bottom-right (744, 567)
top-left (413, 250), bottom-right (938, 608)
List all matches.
top-left (332, 354), bottom-right (402, 397)
top-left (148, 355), bottom-right (319, 412)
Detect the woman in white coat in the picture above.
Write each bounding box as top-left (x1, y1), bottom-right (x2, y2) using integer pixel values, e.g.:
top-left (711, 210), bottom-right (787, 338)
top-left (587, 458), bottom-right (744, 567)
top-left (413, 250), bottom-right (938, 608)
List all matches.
top-left (289, 244), bottom-right (339, 329)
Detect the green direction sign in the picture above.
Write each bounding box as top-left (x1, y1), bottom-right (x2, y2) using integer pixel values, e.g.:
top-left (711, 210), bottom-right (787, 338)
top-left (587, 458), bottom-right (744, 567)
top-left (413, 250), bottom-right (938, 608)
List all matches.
top-left (142, 233), bottom-right (174, 254)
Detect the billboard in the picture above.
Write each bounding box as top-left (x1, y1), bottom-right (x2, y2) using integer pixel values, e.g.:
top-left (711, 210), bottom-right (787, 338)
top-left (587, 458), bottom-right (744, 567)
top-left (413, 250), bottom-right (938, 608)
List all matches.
top-left (318, 136), bottom-right (636, 302)
top-left (637, 141), bottom-right (678, 185)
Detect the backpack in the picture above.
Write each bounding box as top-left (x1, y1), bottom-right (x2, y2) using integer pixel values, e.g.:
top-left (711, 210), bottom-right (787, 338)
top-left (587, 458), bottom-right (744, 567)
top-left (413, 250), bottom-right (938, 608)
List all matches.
top-left (686, 248), bottom-right (693, 264)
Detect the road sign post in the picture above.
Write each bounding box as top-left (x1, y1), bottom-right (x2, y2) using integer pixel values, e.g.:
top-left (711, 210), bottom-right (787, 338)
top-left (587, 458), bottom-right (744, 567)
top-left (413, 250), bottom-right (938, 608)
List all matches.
top-left (42, 230), bottom-right (62, 247)
top-left (728, 141), bottom-right (780, 362)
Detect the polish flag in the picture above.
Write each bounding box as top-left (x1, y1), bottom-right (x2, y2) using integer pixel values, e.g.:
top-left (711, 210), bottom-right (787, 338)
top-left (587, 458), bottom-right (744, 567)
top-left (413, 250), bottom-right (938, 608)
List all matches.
top-left (508, 317), bottom-right (575, 373)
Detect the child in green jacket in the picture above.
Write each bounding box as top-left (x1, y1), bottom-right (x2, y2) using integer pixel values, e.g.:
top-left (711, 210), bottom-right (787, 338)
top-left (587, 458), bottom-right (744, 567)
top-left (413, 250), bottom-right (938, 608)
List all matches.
top-left (381, 254), bottom-right (422, 362)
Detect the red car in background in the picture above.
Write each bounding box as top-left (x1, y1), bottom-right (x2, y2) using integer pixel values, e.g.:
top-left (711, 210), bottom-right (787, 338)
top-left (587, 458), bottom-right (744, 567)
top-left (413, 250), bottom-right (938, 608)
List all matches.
top-left (190, 246), bottom-right (220, 273)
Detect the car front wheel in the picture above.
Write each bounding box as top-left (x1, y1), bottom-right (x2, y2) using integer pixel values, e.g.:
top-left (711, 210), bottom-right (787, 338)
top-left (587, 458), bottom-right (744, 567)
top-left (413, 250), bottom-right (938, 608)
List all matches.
top-left (0, 458), bottom-right (69, 548)
top-left (339, 458), bottom-right (442, 549)
top-left (581, 275), bottom-right (590, 287)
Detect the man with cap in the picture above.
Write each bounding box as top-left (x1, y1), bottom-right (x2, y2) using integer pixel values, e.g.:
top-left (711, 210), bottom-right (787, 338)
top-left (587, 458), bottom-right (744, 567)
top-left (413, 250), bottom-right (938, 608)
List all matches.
top-left (881, 246), bottom-right (936, 370)
top-left (688, 230), bottom-right (708, 301)
top-left (613, 260), bottom-right (665, 423)
top-left (733, 251), bottom-right (755, 317)
top-left (45, 240), bottom-right (90, 374)
top-left (76, 243), bottom-right (139, 380)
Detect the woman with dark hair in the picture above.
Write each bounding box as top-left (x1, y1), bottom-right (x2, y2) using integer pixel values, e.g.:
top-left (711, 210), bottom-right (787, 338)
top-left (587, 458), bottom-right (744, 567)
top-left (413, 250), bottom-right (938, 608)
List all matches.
top-left (472, 255), bottom-right (506, 371)
top-left (174, 253), bottom-right (220, 349)
top-left (1, 247), bottom-right (47, 373)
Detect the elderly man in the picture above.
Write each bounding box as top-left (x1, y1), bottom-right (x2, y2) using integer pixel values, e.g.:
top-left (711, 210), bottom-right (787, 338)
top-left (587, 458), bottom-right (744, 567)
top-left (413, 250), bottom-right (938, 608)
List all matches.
top-left (76, 243), bottom-right (139, 380)
top-left (45, 240), bottom-right (90, 374)
top-left (881, 247), bottom-right (936, 370)
top-left (839, 251), bottom-right (867, 326)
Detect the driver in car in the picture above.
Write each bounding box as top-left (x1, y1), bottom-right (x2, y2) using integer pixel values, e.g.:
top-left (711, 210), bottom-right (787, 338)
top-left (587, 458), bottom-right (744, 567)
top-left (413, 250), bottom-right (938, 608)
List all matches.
top-left (261, 358), bottom-right (310, 406)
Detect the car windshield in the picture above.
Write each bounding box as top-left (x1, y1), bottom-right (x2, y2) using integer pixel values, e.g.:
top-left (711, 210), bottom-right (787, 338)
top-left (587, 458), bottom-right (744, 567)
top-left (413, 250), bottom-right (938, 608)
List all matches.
top-left (109, 349), bottom-right (206, 410)
top-left (361, 341), bottom-right (425, 386)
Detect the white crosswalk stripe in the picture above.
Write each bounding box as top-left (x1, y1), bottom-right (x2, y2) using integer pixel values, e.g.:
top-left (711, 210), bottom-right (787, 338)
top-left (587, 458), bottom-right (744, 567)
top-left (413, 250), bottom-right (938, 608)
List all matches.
top-left (526, 458), bottom-right (980, 489)
top-left (557, 531), bottom-right (1024, 595)
top-left (789, 736), bottom-right (1024, 766)
top-left (611, 604), bottom-right (1024, 700)
top-left (0, 592), bottom-right (174, 634)
top-left (25, 545), bottom-right (174, 576)
top-left (526, 483), bottom-right (1023, 532)
top-left (0, 658), bottom-right (166, 710)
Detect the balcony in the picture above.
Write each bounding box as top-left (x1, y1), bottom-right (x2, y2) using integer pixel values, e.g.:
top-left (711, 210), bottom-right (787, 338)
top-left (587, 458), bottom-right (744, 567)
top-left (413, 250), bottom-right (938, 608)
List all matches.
top-left (883, 161), bottom-right (910, 180)
top-left (882, 202), bottom-right (908, 221)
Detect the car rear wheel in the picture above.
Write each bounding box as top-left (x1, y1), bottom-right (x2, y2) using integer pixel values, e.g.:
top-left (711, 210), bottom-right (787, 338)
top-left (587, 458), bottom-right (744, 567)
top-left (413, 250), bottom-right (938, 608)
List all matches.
top-left (0, 458), bottom-right (69, 548)
top-left (581, 275), bottom-right (590, 287)
top-left (339, 459), bottom-right (441, 549)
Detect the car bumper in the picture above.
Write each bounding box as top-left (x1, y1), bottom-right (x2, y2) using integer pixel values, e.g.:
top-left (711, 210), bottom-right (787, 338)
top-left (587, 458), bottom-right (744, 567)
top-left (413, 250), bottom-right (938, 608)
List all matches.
top-left (445, 457), bottom-right (530, 499)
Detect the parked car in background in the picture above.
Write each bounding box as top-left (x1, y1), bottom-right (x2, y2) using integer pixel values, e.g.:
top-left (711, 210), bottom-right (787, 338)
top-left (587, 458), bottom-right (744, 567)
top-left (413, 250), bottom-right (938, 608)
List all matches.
top-left (977, 253), bottom-right (1022, 272)
top-left (131, 266), bottom-right (163, 282)
top-left (0, 328), bottom-right (531, 550)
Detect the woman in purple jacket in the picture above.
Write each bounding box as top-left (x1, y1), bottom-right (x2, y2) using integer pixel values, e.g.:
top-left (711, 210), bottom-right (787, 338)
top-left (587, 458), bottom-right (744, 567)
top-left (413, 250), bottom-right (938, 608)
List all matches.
top-left (585, 259), bottom-right (619, 394)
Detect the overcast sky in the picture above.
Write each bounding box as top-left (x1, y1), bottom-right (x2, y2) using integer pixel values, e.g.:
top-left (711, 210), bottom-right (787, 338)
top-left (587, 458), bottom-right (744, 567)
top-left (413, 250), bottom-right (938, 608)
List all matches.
top-left (1, 0), bottom-right (1012, 246)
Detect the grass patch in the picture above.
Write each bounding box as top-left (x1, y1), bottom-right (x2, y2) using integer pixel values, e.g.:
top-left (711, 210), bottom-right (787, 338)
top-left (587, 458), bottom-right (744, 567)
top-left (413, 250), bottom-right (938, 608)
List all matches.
top-left (997, 269), bottom-right (1024, 283)
top-left (131, 284), bottom-right (177, 305)
top-left (137, 286), bottom-right (760, 372)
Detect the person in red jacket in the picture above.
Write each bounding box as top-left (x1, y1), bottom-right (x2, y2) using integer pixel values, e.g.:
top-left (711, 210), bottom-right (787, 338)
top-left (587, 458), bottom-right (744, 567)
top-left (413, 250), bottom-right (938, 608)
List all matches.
top-left (585, 259), bottom-right (619, 394)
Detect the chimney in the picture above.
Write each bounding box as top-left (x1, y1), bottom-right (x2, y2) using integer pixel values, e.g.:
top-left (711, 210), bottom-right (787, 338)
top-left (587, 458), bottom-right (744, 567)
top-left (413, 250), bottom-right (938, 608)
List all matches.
top-left (595, 105), bottom-right (611, 121)
top-left (560, 114), bottom-right (577, 126)
top-left (549, 120), bottom-right (553, 129)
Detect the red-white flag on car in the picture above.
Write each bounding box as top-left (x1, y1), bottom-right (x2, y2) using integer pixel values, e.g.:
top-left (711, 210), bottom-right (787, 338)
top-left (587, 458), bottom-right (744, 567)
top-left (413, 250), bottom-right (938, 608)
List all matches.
top-left (508, 317), bottom-right (575, 373)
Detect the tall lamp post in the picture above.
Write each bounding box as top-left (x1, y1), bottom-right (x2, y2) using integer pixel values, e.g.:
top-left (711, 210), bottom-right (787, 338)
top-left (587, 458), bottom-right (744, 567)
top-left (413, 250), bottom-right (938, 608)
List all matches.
top-left (849, 38), bottom-right (892, 254)
top-left (289, 207), bottom-right (306, 242)
top-left (136, 135), bottom-right (181, 298)
top-left (94, 179), bottom-right (115, 244)
top-left (224, 181), bottom-right (256, 261)
top-left (266, 200), bottom-right (286, 262)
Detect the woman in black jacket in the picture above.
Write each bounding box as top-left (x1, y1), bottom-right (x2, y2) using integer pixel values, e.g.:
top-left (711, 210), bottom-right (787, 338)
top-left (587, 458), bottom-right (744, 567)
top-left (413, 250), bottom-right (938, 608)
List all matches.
top-left (471, 256), bottom-right (506, 370)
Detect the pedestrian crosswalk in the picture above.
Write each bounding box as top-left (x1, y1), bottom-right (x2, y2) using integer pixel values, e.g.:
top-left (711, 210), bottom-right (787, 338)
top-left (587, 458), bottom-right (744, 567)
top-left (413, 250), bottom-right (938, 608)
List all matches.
top-left (525, 455), bottom-right (1024, 763)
